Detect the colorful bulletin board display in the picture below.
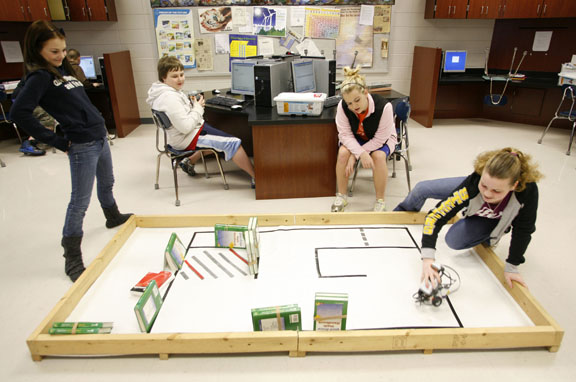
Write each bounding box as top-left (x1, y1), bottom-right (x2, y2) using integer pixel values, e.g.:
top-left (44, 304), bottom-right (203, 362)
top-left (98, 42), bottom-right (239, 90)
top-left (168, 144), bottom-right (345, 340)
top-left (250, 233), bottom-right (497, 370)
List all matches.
top-left (336, 7), bottom-right (373, 68)
top-left (198, 7), bottom-right (233, 33)
top-left (305, 7), bottom-right (340, 39)
top-left (153, 8), bottom-right (196, 68)
top-left (27, 213), bottom-right (563, 361)
top-left (149, 1), bottom-right (396, 6)
top-left (253, 7), bottom-right (287, 37)
top-left (228, 34), bottom-right (258, 69)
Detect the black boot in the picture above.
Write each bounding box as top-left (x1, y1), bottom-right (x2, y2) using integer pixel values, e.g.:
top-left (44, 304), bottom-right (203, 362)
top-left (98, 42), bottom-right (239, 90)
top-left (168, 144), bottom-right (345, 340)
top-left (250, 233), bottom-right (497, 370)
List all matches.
top-left (62, 236), bottom-right (85, 282)
top-left (102, 203), bottom-right (133, 228)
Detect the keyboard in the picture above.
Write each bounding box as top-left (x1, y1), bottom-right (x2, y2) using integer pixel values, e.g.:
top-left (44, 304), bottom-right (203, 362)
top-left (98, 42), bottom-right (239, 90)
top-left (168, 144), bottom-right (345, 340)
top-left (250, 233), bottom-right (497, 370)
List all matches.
top-left (323, 95), bottom-right (342, 108)
top-left (205, 96), bottom-right (243, 107)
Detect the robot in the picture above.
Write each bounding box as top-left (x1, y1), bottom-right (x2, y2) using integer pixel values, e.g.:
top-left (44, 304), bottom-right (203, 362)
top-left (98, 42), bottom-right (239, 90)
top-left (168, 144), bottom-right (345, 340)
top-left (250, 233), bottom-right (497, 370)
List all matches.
top-left (413, 263), bottom-right (460, 307)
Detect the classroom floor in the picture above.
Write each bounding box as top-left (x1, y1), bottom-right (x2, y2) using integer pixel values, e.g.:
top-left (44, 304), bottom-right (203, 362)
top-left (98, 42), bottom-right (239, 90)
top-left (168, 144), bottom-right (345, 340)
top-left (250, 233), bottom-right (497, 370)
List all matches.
top-left (1, 118), bottom-right (575, 381)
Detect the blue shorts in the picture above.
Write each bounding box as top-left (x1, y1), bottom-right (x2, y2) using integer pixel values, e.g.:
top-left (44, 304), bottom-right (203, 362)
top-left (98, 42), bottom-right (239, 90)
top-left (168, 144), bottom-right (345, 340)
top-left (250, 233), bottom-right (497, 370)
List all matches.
top-left (354, 136), bottom-right (391, 157)
top-left (195, 123), bottom-right (241, 161)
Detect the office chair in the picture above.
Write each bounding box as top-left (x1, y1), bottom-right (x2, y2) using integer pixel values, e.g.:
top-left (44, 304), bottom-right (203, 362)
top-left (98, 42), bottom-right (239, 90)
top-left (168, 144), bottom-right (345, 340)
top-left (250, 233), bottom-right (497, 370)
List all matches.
top-left (0, 85), bottom-right (23, 144)
top-left (348, 99), bottom-right (412, 197)
top-left (537, 85), bottom-right (576, 156)
top-left (152, 109), bottom-right (228, 206)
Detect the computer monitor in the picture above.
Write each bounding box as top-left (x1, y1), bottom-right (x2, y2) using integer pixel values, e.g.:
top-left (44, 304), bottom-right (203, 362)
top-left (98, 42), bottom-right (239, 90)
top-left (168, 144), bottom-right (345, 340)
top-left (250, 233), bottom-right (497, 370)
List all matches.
top-left (79, 56), bottom-right (97, 79)
top-left (291, 60), bottom-right (316, 93)
top-left (443, 50), bottom-right (467, 73)
top-left (230, 59), bottom-right (256, 96)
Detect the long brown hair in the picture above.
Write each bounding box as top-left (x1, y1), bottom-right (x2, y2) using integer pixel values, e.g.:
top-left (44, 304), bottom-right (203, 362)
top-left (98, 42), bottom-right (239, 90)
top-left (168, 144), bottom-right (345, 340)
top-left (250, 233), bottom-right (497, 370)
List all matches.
top-left (473, 147), bottom-right (542, 192)
top-left (23, 20), bottom-right (74, 79)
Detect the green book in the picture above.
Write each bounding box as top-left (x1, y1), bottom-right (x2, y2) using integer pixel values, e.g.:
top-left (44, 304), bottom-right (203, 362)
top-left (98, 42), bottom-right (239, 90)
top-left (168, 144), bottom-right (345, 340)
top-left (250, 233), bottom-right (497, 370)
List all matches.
top-left (314, 292), bottom-right (348, 331)
top-left (251, 304), bottom-right (301, 331)
top-left (49, 327), bottom-right (112, 335)
top-left (214, 223), bottom-right (248, 249)
top-left (134, 280), bottom-right (163, 333)
top-left (165, 232), bottom-right (186, 272)
top-left (51, 322), bottom-right (113, 329)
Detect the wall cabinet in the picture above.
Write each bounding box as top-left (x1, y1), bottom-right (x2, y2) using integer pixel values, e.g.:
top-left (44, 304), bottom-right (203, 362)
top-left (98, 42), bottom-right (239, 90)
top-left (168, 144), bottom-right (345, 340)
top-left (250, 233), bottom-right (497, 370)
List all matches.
top-left (0, 0), bottom-right (115, 21)
top-left (0, 0), bottom-right (51, 22)
top-left (426, 0), bottom-right (576, 19)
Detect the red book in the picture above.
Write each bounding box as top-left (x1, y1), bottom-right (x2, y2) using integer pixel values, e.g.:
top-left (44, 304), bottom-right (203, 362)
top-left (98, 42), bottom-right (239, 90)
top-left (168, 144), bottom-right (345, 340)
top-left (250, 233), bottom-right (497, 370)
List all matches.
top-left (131, 271), bottom-right (172, 293)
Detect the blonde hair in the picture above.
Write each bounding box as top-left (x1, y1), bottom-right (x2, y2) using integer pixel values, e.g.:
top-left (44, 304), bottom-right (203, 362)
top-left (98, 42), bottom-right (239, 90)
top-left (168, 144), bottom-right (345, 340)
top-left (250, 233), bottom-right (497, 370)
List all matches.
top-left (340, 66), bottom-right (366, 95)
top-left (473, 147), bottom-right (542, 192)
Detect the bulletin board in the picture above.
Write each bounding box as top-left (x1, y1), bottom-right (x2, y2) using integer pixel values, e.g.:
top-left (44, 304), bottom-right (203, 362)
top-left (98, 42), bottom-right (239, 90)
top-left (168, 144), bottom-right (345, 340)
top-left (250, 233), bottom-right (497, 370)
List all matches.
top-left (151, 5), bottom-right (392, 78)
top-left (26, 213), bottom-right (564, 361)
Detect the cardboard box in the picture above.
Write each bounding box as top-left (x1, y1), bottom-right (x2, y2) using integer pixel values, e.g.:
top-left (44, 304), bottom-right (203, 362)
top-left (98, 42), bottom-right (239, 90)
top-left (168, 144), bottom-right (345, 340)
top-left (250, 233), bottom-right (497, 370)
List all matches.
top-left (274, 92), bottom-right (327, 116)
top-left (251, 304), bottom-right (301, 331)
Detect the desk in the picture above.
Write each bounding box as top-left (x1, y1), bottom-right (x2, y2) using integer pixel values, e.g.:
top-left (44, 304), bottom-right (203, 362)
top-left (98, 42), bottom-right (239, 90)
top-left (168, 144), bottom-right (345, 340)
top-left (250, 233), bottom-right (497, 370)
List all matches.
top-left (203, 90), bottom-right (408, 200)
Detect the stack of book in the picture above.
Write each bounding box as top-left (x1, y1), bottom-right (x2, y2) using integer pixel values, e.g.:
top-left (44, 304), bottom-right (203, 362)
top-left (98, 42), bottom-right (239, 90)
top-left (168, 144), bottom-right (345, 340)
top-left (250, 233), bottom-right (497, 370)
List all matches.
top-left (313, 292), bottom-right (349, 331)
top-left (134, 280), bottom-right (163, 333)
top-left (215, 217), bottom-right (259, 275)
top-left (49, 321), bottom-right (113, 335)
top-left (251, 304), bottom-right (301, 331)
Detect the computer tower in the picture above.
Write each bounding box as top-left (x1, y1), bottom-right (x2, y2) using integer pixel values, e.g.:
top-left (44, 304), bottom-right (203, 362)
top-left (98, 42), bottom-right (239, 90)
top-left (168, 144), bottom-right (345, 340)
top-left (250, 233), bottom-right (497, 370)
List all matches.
top-left (98, 57), bottom-right (108, 88)
top-left (254, 61), bottom-right (292, 107)
top-left (312, 59), bottom-right (336, 96)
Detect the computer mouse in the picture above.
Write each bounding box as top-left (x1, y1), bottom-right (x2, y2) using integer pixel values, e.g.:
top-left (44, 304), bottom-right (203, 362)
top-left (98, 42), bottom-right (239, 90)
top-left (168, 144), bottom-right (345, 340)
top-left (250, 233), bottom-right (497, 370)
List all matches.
top-left (212, 89), bottom-right (221, 94)
top-left (231, 105), bottom-right (242, 110)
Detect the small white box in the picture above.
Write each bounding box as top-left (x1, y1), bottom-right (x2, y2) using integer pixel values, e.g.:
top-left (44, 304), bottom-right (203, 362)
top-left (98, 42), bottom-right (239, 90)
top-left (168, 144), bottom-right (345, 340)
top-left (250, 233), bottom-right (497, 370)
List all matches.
top-left (274, 92), bottom-right (327, 116)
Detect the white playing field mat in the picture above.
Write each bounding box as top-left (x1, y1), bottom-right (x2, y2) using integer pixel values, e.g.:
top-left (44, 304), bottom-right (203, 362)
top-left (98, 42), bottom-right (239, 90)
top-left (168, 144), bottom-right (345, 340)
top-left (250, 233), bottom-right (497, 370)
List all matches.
top-left (66, 225), bottom-right (533, 334)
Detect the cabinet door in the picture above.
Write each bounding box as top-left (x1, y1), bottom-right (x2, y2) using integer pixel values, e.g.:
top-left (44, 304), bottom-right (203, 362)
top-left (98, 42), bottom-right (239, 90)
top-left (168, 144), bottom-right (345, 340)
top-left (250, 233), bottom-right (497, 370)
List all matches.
top-left (498, 0), bottom-right (527, 18)
top-left (468, 0), bottom-right (487, 18)
top-left (67, 0), bottom-right (89, 21)
top-left (435, 0), bottom-right (468, 18)
top-left (26, 0), bottom-right (52, 20)
top-left (85, 0), bottom-right (107, 21)
top-left (559, 0), bottom-right (576, 17)
top-left (0, 0), bottom-right (27, 21)
top-left (540, 0), bottom-right (569, 18)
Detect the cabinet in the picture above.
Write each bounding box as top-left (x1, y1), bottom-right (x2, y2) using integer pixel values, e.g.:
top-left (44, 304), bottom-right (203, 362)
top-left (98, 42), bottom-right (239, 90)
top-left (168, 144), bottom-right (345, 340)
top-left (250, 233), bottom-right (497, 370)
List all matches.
top-left (0, 0), bottom-right (51, 21)
top-left (63, 0), bottom-right (116, 21)
top-left (432, 0), bottom-right (468, 18)
top-left (529, 0), bottom-right (576, 18)
top-left (468, 0), bottom-right (500, 19)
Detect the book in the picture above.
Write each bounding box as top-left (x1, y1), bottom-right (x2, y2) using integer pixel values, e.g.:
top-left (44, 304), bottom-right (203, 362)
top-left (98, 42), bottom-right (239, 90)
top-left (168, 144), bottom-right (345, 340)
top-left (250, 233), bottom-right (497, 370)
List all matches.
top-left (245, 217), bottom-right (259, 275)
top-left (51, 321), bottom-right (113, 329)
top-left (313, 292), bottom-right (349, 331)
top-left (251, 304), bottom-right (301, 331)
top-left (165, 233), bottom-right (186, 272)
top-left (131, 271), bottom-right (173, 293)
top-left (49, 327), bottom-right (112, 335)
top-left (215, 223), bottom-right (248, 248)
top-left (134, 280), bottom-right (163, 333)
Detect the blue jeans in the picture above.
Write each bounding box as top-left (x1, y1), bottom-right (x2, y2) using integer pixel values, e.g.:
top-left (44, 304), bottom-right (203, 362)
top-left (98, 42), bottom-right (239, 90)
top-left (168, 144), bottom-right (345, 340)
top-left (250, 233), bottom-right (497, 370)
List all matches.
top-left (394, 176), bottom-right (496, 250)
top-left (63, 138), bottom-right (116, 237)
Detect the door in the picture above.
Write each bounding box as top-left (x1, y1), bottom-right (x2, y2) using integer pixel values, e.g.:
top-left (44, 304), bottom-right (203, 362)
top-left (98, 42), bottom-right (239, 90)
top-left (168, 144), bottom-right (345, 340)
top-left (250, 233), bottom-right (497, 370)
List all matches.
top-left (67, 0), bottom-right (89, 21)
top-left (85, 0), bottom-right (108, 21)
top-left (0, 0), bottom-right (27, 21)
top-left (26, 0), bottom-right (51, 20)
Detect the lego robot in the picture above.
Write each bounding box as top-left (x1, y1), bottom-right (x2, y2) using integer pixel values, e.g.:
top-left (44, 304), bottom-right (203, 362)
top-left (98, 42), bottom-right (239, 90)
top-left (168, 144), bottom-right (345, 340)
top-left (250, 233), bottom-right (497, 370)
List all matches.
top-left (413, 263), bottom-right (461, 307)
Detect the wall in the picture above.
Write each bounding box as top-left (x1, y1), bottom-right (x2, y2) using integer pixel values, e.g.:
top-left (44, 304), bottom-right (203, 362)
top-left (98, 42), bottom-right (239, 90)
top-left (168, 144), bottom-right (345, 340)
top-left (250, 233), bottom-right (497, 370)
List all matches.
top-left (51, 0), bottom-right (495, 119)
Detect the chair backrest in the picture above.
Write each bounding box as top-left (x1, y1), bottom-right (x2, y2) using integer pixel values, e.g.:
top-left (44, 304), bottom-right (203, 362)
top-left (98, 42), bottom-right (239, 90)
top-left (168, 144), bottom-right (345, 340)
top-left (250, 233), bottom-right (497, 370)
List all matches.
top-left (394, 99), bottom-right (410, 123)
top-left (151, 109), bottom-right (172, 130)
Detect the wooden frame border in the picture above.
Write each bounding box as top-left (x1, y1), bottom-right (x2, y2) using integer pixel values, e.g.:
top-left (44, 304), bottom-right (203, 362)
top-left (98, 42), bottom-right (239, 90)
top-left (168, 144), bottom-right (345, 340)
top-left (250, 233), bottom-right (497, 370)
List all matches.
top-left (27, 213), bottom-right (563, 361)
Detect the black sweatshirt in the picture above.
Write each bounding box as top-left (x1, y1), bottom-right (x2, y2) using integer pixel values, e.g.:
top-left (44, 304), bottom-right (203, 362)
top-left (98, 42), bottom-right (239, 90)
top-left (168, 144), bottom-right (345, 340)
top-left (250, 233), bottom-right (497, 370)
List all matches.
top-left (11, 68), bottom-right (106, 152)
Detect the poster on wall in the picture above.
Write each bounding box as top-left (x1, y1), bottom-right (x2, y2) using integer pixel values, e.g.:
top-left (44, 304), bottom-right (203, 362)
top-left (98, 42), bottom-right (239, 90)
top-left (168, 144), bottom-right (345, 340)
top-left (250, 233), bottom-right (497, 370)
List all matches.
top-left (228, 34), bottom-right (258, 71)
top-left (252, 7), bottom-right (287, 37)
top-left (336, 7), bottom-right (373, 68)
top-left (153, 8), bottom-right (196, 69)
top-left (304, 7), bottom-right (340, 39)
top-left (198, 7), bottom-right (233, 33)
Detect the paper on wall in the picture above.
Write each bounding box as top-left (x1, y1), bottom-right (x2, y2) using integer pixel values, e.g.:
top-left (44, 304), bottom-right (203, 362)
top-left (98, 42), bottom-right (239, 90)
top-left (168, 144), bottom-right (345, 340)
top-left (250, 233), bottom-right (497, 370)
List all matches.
top-left (1, 41), bottom-right (23, 63)
top-left (290, 8), bottom-right (305, 27)
top-left (532, 31), bottom-right (553, 52)
top-left (258, 37), bottom-right (275, 56)
top-left (295, 38), bottom-right (321, 57)
top-left (215, 34), bottom-right (230, 54)
top-left (359, 5), bottom-right (374, 26)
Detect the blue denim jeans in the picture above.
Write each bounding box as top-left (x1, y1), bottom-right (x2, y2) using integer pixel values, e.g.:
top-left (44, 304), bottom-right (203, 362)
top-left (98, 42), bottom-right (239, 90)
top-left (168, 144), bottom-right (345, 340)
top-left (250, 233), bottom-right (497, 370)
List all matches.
top-left (63, 138), bottom-right (116, 237)
top-left (394, 176), bottom-right (496, 250)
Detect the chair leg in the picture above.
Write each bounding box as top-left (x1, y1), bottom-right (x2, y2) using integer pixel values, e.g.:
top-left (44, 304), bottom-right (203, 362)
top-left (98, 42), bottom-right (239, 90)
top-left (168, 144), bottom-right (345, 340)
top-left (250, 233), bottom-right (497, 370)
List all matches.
top-left (212, 151), bottom-right (229, 190)
top-left (0, 156), bottom-right (6, 167)
top-left (567, 121), bottom-right (576, 156)
top-left (200, 151), bottom-right (210, 179)
top-left (538, 117), bottom-right (557, 144)
top-left (391, 154), bottom-right (397, 178)
top-left (155, 152), bottom-right (164, 190)
top-left (348, 162), bottom-right (360, 197)
top-left (12, 123), bottom-right (23, 144)
top-left (403, 154), bottom-right (411, 191)
top-left (172, 159), bottom-right (181, 206)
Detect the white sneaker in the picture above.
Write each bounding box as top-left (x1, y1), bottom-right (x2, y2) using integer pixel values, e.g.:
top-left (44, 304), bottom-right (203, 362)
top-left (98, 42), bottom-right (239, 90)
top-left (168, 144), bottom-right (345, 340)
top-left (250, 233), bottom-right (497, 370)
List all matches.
top-left (331, 193), bottom-right (348, 212)
top-left (373, 199), bottom-right (386, 212)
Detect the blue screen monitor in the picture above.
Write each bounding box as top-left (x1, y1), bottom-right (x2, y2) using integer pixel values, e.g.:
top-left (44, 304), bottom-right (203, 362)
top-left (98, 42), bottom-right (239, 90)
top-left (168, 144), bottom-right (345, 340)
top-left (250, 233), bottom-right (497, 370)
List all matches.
top-left (230, 59), bottom-right (256, 96)
top-left (443, 50), bottom-right (467, 73)
top-left (79, 56), bottom-right (97, 79)
top-left (291, 60), bottom-right (316, 93)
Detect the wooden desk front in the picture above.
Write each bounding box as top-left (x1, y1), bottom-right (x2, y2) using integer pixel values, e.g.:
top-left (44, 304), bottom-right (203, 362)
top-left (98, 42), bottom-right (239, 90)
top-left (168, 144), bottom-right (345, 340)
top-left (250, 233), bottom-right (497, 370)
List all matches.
top-left (204, 90), bottom-right (408, 200)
